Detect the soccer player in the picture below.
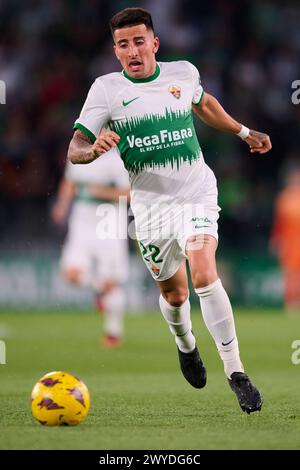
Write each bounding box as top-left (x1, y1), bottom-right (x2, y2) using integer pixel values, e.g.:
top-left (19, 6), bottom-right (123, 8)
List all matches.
top-left (52, 148), bottom-right (130, 347)
top-left (68, 8), bottom-right (272, 413)
top-left (271, 166), bottom-right (300, 314)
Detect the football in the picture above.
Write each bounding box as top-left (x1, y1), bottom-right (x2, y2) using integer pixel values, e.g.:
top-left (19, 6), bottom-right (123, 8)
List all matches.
top-left (31, 371), bottom-right (90, 426)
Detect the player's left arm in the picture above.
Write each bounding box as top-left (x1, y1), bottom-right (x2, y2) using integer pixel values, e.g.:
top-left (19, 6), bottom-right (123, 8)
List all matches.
top-left (192, 92), bottom-right (272, 154)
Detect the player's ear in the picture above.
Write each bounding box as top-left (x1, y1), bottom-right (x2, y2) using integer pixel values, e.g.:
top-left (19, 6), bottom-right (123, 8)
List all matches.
top-left (113, 45), bottom-right (120, 61)
top-left (153, 36), bottom-right (159, 54)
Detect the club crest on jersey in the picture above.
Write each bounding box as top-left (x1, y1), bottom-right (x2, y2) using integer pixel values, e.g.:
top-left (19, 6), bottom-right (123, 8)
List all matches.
top-left (168, 85), bottom-right (181, 99)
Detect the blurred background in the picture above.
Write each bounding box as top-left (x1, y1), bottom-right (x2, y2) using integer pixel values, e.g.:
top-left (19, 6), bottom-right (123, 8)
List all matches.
top-left (1, 0), bottom-right (300, 310)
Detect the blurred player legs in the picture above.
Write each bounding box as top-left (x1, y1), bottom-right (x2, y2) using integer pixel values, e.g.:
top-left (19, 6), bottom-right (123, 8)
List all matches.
top-left (52, 149), bottom-right (130, 346)
top-left (61, 228), bottom-right (129, 346)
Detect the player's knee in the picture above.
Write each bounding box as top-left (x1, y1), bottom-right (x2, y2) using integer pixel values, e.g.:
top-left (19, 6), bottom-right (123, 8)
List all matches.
top-left (191, 269), bottom-right (218, 289)
top-left (163, 289), bottom-right (188, 307)
top-left (102, 280), bottom-right (118, 294)
top-left (64, 268), bottom-right (82, 285)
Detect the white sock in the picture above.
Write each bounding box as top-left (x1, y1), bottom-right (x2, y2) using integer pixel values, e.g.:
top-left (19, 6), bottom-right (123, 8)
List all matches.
top-left (159, 294), bottom-right (196, 353)
top-left (195, 279), bottom-right (244, 378)
top-left (103, 287), bottom-right (126, 338)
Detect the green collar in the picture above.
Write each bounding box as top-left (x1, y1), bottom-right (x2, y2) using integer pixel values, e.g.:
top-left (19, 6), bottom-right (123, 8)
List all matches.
top-left (122, 63), bottom-right (160, 83)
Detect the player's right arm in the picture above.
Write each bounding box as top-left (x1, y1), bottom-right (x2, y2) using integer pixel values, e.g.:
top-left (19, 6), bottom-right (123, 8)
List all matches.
top-left (68, 129), bottom-right (120, 164)
top-left (69, 77), bottom-right (119, 164)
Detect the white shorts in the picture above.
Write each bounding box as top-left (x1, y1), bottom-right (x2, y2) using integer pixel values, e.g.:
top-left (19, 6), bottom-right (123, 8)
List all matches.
top-left (61, 202), bottom-right (129, 285)
top-left (135, 170), bottom-right (220, 282)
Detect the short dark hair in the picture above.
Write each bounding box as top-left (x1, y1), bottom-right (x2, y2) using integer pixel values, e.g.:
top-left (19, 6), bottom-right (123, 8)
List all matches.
top-left (109, 7), bottom-right (154, 36)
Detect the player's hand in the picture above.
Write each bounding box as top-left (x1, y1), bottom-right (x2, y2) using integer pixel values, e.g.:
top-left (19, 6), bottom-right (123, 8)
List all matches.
top-left (91, 130), bottom-right (120, 157)
top-left (244, 130), bottom-right (272, 154)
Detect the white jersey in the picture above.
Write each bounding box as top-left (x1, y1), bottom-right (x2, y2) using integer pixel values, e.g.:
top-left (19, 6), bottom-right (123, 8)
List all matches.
top-left (74, 61), bottom-right (215, 233)
top-left (65, 149), bottom-right (129, 241)
top-left (65, 148), bottom-right (129, 202)
top-left (61, 149), bottom-right (130, 283)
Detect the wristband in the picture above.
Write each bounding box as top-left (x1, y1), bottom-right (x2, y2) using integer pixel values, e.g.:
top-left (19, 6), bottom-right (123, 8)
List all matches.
top-left (237, 125), bottom-right (250, 140)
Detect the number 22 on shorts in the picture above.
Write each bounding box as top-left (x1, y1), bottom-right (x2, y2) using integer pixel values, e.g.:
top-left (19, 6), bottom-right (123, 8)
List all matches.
top-left (139, 242), bottom-right (163, 264)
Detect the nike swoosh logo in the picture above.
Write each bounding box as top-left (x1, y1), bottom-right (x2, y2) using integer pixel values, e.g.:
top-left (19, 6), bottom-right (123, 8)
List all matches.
top-left (221, 338), bottom-right (235, 346)
top-left (122, 97), bottom-right (139, 107)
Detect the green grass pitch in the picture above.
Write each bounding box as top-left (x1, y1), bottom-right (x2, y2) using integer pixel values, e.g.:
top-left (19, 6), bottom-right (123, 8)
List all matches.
top-left (0, 308), bottom-right (299, 450)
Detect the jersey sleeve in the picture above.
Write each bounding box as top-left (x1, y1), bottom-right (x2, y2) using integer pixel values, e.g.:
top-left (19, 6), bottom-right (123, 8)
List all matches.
top-left (188, 62), bottom-right (204, 105)
top-left (73, 78), bottom-right (110, 142)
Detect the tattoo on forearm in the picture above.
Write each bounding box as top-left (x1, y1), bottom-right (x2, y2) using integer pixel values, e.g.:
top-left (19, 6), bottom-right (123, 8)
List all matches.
top-left (68, 129), bottom-right (97, 164)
